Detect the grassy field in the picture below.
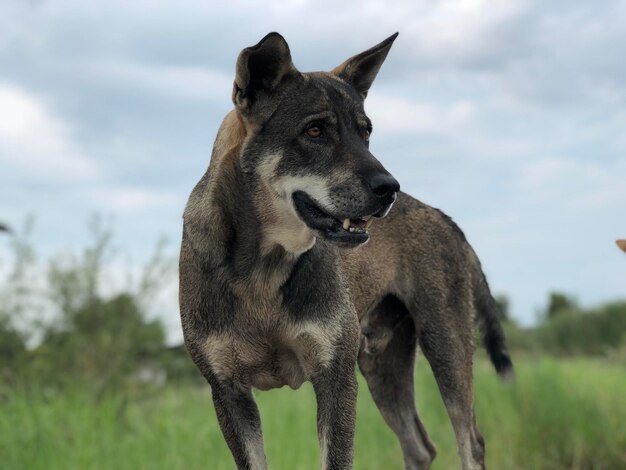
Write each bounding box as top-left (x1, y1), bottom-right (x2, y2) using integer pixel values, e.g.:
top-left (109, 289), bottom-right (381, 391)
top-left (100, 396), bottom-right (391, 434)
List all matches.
top-left (1, 357), bottom-right (625, 470)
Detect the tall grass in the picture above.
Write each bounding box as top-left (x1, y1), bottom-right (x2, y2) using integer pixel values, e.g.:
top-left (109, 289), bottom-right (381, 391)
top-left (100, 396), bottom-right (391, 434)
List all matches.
top-left (1, 357), bottom-right (624, 469)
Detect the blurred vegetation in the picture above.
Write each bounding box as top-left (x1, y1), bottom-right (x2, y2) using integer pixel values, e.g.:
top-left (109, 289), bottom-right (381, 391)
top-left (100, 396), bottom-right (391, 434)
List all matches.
top-left (0, 218), bottom-right (201, 395)
top-left (1, 219), bottom-right (625, 469)
top-left (500, 291), bottom-right (626, 359)
top-left (1, 358), bottom-right (624, 470)
top-left (545, 292), bottom-right (578, 320)
top-left (1, 220), bottom-right (625, 395)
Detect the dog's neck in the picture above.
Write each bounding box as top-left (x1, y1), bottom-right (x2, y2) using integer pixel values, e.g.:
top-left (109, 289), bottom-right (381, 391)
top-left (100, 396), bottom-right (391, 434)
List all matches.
top-left (184, 111), bottom-right (305, 298)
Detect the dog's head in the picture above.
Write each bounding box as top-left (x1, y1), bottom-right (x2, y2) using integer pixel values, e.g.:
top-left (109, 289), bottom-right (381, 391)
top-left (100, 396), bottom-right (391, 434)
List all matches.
top-left (232, 33), bottom-right (400, 250)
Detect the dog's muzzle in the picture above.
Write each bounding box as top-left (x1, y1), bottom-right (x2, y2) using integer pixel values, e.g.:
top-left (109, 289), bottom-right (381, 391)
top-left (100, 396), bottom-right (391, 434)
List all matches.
top-left (292, 186), bottom-right (398, 246)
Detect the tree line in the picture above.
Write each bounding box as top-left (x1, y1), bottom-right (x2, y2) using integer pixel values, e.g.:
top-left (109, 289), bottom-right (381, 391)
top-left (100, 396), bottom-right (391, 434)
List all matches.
top-left (0, 219), bottom-right (201, 394)
top-left (1, 220), bottom-right (624, 395)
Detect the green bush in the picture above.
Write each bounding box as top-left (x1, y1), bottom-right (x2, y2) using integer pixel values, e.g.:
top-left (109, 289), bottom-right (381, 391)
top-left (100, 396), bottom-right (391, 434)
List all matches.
top-left (0, 218), bottom-right (174, 393)
top-left (508, 302), bottom-right (626, 357)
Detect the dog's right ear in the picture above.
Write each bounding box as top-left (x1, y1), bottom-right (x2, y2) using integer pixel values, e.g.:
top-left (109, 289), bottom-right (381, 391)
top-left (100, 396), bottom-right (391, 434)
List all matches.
top-left (233, 32), bottom-right (299, 116)
top-left (332, 32), bottom-right (398, 99)
top-left (617, 239), bottom-right (626, 253)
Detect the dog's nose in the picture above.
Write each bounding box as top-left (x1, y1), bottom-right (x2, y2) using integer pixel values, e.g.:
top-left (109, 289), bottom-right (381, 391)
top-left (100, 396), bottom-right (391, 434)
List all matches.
top-left (369, 173), bottom-right (400, 199)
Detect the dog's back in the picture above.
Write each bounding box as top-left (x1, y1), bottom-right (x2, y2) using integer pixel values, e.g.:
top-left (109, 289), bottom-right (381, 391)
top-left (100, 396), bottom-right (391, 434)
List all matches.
top-left (346, 192), bottom-right (512, 377)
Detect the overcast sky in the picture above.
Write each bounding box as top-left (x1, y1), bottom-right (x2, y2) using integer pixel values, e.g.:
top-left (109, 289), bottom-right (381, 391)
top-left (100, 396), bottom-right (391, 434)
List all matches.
top-left (1, 0), bottom-right (625, 340)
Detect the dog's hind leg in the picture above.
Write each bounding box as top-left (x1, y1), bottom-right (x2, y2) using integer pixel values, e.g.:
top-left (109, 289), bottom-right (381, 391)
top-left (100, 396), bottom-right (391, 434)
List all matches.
top-left (211, 382), bottom-right (268, 470)
top-left (358, 297), bottom-right (437, 470)
top-left (418, 318), bottom-right (485, 470)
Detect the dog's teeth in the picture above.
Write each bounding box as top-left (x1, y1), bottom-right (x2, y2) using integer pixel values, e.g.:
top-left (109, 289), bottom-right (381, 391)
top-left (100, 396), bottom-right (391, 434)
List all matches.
top-left (343, 218), bottom-right (350, 230)
top-left (349, 227), bottom-right (355, 233)
top-left (365, 218), bottom-right (374, 229)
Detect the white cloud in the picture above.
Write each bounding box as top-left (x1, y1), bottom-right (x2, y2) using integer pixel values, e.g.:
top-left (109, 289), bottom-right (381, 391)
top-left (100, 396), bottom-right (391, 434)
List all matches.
top-left (518, 158), bottom-right (626, 211)
top-left (0, 2), bottom-right (32, 49)
top-left (403, 0), bottom-right (532, 62)
top-left (87, 187), bottom-right (182, 212)
top-left (0, 83), bottom-right (98, 181)
top-left (366, 93), bottom-right (476, 135)
top-left (90, 61), bottom-right (232, 101)
top-left (2, 0), bottom-right (626, 331)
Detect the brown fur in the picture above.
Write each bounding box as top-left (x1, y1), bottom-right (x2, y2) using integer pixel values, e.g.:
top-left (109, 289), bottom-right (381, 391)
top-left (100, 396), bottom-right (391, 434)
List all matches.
top-left (180, 32), bottom-right (511, 470)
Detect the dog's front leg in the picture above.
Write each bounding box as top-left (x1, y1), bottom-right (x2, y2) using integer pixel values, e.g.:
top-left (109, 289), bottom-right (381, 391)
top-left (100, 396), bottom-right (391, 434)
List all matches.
top-left (210, 381), bottom-right (267, 470)
top-left (312, 353), bottom-right (359, 470)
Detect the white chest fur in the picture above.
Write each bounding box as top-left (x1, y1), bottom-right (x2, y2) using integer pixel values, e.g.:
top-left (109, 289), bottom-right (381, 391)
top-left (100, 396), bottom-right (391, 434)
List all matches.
top-left (203, 315), bottom-right (341, 390)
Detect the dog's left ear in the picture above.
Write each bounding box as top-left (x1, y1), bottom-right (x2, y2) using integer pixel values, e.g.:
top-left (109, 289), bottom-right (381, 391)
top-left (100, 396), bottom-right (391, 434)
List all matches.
top-left (617, 239), bottom-right (626, 253)
top-left (332, 32), bottom-right (398, 99)
top-left (233, 32), bottom-right (299, 116)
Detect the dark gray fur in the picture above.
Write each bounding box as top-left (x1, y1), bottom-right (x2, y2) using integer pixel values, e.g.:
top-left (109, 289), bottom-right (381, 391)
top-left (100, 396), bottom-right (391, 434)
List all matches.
top-left (180, 32), bottom-right (512, 470)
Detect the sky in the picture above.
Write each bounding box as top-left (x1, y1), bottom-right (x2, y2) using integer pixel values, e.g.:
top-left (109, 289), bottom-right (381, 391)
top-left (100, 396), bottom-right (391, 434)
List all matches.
top-left (1, 0), bottom-right (625, 341)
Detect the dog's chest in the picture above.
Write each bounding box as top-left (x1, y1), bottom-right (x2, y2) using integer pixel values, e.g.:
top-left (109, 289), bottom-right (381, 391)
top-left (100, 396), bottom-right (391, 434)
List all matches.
top-left (203, 312), bottom-right (341, 390)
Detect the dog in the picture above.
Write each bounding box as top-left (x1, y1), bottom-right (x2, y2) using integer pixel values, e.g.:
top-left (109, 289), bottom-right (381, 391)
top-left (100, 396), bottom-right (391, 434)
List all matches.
top-left (617, 240), bottom-right (626, 252)
top-left (179, 32), bottom-right (512, 470)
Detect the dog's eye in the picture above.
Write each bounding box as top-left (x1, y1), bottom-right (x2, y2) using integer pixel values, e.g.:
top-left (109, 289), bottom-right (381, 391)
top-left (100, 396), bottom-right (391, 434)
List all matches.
top-left (306, 126), bottom-right (322, 138)
top-left (363, 130), bottom-right (370, 142)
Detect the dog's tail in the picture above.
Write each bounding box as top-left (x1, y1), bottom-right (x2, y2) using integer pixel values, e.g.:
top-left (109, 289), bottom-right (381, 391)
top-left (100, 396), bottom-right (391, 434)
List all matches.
top-left (473, 258), bottom-right (514, 379)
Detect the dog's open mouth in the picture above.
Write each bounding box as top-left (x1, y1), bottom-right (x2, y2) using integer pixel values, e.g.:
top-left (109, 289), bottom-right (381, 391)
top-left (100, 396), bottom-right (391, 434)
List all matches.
top-left (292, 191), bottom-right (376, 245)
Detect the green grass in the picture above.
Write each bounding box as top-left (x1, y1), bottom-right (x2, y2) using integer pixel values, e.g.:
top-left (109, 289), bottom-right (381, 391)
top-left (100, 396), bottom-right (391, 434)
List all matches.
top-left (1, 357), bottom-right (625, 469)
